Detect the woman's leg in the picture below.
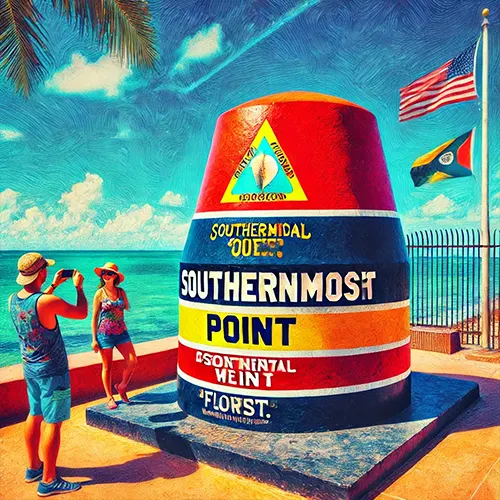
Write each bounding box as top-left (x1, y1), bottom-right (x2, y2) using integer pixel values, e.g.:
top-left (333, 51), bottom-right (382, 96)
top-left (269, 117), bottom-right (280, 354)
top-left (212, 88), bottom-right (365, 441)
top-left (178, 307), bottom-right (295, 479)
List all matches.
top-left (99, 348), bottom-right (114, 399)
top-left (115, 341), bottom-right (138, 390)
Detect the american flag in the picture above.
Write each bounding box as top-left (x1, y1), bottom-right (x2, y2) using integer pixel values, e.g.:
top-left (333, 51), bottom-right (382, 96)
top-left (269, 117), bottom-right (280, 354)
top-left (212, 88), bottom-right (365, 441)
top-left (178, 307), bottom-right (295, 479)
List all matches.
top-left (399, 43), bottom-right (478, 122)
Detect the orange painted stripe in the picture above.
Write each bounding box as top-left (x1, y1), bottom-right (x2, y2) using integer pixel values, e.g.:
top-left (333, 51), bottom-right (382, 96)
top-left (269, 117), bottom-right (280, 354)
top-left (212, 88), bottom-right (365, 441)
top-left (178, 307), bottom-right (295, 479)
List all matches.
top-left (179, 304), bottom-right (410, 351)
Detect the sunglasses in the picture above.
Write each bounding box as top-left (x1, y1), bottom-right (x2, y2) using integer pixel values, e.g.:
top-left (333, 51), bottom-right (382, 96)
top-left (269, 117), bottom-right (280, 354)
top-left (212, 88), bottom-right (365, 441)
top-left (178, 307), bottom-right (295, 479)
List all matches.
top-left (101, 271), bottom-right (117, 277)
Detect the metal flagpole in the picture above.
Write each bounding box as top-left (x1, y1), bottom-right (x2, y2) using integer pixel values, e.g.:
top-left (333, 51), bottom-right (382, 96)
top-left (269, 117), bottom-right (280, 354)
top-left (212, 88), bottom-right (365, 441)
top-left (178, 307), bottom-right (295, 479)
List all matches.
top-left (481, 8), bottom-right (490, 348)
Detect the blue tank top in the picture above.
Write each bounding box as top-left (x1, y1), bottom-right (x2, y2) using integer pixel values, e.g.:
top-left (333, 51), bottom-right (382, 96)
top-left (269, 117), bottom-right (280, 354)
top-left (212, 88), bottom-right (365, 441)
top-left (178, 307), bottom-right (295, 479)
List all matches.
top-left (9, 292), bottom-right (69, 378)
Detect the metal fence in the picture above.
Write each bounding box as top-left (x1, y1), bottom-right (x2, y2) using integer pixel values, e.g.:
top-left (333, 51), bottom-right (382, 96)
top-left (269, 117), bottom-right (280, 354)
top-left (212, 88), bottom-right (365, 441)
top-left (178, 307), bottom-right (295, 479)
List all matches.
top-left (406, 229), bottom-right (500, 349)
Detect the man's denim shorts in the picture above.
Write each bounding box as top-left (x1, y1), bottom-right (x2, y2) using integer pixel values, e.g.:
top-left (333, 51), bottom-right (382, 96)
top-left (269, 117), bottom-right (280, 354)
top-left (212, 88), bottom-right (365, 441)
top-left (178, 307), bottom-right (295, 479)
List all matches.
top-left (97, 331), bottom-right (131, 350)
top-left (26, 372), bottom-right (71, 424)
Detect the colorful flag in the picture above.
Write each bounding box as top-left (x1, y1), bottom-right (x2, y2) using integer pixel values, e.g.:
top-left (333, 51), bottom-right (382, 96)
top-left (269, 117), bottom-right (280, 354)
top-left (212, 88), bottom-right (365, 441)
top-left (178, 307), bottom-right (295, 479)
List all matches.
top-left (399, 43), bottom-right (478, 122)
top-left (410, 129), bottom-right (475, 187)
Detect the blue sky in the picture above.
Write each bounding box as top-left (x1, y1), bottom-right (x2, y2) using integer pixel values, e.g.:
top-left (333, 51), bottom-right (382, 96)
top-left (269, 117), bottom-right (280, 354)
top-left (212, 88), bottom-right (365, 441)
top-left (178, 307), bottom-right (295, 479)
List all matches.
top-left (0, 0), bottom-right (499, 250)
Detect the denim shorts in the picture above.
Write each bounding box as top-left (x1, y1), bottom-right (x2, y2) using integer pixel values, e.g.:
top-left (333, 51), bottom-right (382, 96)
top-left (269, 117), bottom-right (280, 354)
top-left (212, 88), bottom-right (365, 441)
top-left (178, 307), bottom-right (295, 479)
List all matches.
top-left (26, 372), bottom-right (71, 424)
top-left (97, 331), bottom-right (131, 350)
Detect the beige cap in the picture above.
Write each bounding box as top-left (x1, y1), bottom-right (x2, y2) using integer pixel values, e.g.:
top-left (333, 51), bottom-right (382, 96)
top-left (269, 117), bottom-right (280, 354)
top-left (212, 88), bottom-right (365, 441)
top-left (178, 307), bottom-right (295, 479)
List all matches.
top-left (16, 252), bottom-right (55, 285)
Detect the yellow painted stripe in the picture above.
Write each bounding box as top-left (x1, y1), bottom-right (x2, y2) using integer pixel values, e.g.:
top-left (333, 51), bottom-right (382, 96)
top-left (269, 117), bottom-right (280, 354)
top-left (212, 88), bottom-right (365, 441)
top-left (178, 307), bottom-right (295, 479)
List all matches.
top-left (179, 304), bottom-right (410, 351)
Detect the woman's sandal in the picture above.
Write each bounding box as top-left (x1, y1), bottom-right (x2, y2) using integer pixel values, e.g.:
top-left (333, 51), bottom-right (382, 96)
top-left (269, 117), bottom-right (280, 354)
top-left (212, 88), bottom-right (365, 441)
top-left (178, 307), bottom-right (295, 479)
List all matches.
top-left (107, 397), bottom-right (118, 410)
top-left (114, 383), bottom-right (130, 403)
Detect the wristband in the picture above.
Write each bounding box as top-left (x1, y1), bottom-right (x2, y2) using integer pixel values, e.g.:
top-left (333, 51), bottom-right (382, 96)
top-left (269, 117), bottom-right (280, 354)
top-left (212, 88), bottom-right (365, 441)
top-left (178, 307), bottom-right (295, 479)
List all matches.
top-left (49, 283), bottom-right (57, 289)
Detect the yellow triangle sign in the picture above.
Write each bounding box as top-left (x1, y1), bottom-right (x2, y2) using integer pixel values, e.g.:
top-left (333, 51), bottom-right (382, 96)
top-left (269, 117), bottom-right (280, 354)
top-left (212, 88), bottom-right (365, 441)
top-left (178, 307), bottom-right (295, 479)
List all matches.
top-left (221, 120), bottom-right (307, 203)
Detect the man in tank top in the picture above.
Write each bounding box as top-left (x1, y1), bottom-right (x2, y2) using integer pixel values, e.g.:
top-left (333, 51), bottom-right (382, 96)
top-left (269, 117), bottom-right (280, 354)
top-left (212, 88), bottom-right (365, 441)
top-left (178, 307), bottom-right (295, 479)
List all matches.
top-left (9, 253), bottom-right (88, 497)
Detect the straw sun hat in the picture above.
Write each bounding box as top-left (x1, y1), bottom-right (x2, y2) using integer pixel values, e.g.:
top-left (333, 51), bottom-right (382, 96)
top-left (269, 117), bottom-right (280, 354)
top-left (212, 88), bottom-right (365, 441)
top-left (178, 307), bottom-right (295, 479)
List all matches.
top-left (94, 262), bottom-right (125, 282)
top-left (17, 252), bottom-right (55, 285)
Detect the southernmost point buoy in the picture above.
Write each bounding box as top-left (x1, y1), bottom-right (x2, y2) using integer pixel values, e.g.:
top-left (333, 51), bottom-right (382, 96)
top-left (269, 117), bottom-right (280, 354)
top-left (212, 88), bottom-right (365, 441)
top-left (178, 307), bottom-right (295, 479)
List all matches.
top-left (177, 91), bottom-right (411, 432)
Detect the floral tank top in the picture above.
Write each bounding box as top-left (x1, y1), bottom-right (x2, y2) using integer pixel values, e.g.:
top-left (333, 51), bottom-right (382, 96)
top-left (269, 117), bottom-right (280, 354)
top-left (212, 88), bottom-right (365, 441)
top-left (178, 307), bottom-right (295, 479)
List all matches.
top-left (97, 288), bottom-right (127, 336)
top-left (10, 292), bottom-right (69, 378)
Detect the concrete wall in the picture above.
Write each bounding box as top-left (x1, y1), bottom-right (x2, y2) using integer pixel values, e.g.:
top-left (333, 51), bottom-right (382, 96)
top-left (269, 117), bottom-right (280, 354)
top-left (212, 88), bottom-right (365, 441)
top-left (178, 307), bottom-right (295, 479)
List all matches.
top-left (0, 337), bottom-right (178, 425)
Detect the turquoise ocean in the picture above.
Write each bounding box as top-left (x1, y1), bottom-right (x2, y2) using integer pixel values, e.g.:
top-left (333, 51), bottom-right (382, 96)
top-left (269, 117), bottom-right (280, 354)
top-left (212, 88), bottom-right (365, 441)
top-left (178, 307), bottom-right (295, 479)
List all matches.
top-left (1, 251), bottom-right (181, 368)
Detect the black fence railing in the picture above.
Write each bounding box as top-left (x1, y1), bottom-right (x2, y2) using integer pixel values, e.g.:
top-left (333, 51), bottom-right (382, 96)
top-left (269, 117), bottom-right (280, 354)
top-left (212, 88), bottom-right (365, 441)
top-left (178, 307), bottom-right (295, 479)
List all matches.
top-left (406, 229), bottom-right (500, 349)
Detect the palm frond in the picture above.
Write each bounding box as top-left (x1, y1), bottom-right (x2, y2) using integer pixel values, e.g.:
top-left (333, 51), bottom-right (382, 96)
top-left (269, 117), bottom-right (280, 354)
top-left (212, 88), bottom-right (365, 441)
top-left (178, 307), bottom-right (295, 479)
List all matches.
top-left (53, 0), bottom-right (158, 70)
top-left (0, 0), bottom-right (49, 97)
top-left (105, 0), bottom-right (158, 69)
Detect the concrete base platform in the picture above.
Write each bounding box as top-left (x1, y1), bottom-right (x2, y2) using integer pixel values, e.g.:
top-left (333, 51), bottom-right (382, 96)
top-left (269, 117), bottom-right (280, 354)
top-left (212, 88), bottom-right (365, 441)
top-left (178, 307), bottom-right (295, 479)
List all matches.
top-left (86, 372), bottom-right (479, 500)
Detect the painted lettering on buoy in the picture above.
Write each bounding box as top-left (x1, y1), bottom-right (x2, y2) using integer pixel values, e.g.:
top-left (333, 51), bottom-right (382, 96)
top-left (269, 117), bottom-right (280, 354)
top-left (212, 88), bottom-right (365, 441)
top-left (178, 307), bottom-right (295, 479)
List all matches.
top-left (180, 269), bottom-right (377, 303)
top-left (209, 222), bottom-right (311, 258)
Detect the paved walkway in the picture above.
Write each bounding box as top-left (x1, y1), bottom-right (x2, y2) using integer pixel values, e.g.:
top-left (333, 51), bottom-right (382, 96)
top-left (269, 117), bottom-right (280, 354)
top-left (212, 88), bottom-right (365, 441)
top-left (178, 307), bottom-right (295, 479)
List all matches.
top-left (372, 348), bottom-right (500, 500)
top-left (0, 349), bottom-right (498, 500)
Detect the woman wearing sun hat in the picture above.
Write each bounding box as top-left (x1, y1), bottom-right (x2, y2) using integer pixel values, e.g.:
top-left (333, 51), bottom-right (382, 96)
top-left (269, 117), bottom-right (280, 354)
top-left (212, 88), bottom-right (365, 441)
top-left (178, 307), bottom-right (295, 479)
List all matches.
top-left (91, 262), bottom-right (137, 410)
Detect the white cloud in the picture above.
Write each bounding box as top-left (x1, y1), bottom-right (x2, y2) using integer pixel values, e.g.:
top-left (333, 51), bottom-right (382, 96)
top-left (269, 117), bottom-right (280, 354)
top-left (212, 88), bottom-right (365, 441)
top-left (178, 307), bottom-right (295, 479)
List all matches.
top-left (0, 188), bottom-right (20, 223)
top-left (492, 207), bottom-right (500, 217)
top-left (159, 190), bottom-right (186, 207)
top-left (421, 195), bottom-right (457, 216)
top-left (465, 209), bottom-right (481, 222)
top-left (45, 53), bottom-right (132, 97)
top-left (0, 188), bottom-right (19, 208)
top-left (103, 204), bottom-right (154, 234)
top-left (172, 24), bottom-right (224, 74)
top-left (59, 173), bottom-right (103, 216)
top-left (1, 176), bottom-right (191, 250)
top-left (9, 206), bottom-right (46, 233)
top-left (0, 126), bottom-right (23, 141)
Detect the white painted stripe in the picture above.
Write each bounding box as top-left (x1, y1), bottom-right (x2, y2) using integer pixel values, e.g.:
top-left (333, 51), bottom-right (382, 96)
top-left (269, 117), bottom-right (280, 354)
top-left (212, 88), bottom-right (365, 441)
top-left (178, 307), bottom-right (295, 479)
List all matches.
top-left (178, 335), bottom-right (411, 358)
top-left (179, 298), bottom-right (410, 315)
top-left (177, 367), bottom-right (412, 397)
top-left (192, 209), bottom-right (399, 220)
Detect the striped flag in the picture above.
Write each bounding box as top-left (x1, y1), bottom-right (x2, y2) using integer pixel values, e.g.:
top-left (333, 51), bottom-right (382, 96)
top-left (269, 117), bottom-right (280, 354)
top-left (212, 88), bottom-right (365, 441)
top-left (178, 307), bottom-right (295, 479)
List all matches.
top-left (399, 42), bottom-right (478, 122)
top-left (410, 129), bottom-right (475, 187)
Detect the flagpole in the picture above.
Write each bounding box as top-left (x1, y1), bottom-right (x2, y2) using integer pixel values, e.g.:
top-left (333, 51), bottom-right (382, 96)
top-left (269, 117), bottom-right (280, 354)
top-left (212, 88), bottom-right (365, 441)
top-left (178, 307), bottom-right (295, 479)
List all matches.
top-left (481, 8), bottom-right (490, 348)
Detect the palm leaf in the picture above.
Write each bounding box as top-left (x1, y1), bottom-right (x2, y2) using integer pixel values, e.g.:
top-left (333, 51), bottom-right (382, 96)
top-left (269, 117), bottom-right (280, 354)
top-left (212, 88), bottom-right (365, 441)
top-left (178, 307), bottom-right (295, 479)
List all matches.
top-left (53, 0), bottom-right (157, 69)
top-left (0, 0), bottom-right (49, 97)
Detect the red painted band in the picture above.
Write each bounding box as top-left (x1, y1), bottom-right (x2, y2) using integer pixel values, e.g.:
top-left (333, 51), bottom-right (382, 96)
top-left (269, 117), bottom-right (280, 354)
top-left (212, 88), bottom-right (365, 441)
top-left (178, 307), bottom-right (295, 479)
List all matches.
top-left (196, 93), bottom-right (396, 213)
top-left (178, 342), bottom-right (411, 392)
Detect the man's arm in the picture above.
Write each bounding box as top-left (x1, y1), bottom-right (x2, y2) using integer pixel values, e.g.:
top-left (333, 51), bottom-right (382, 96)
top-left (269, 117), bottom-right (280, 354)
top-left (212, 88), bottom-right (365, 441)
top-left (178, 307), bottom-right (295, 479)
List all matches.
top-left (43, 270), bottom-right (69, 295)
top-left (43, 289), bottom-right (88, 320)
top-left (44, 271), bottom-right (88, 320)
